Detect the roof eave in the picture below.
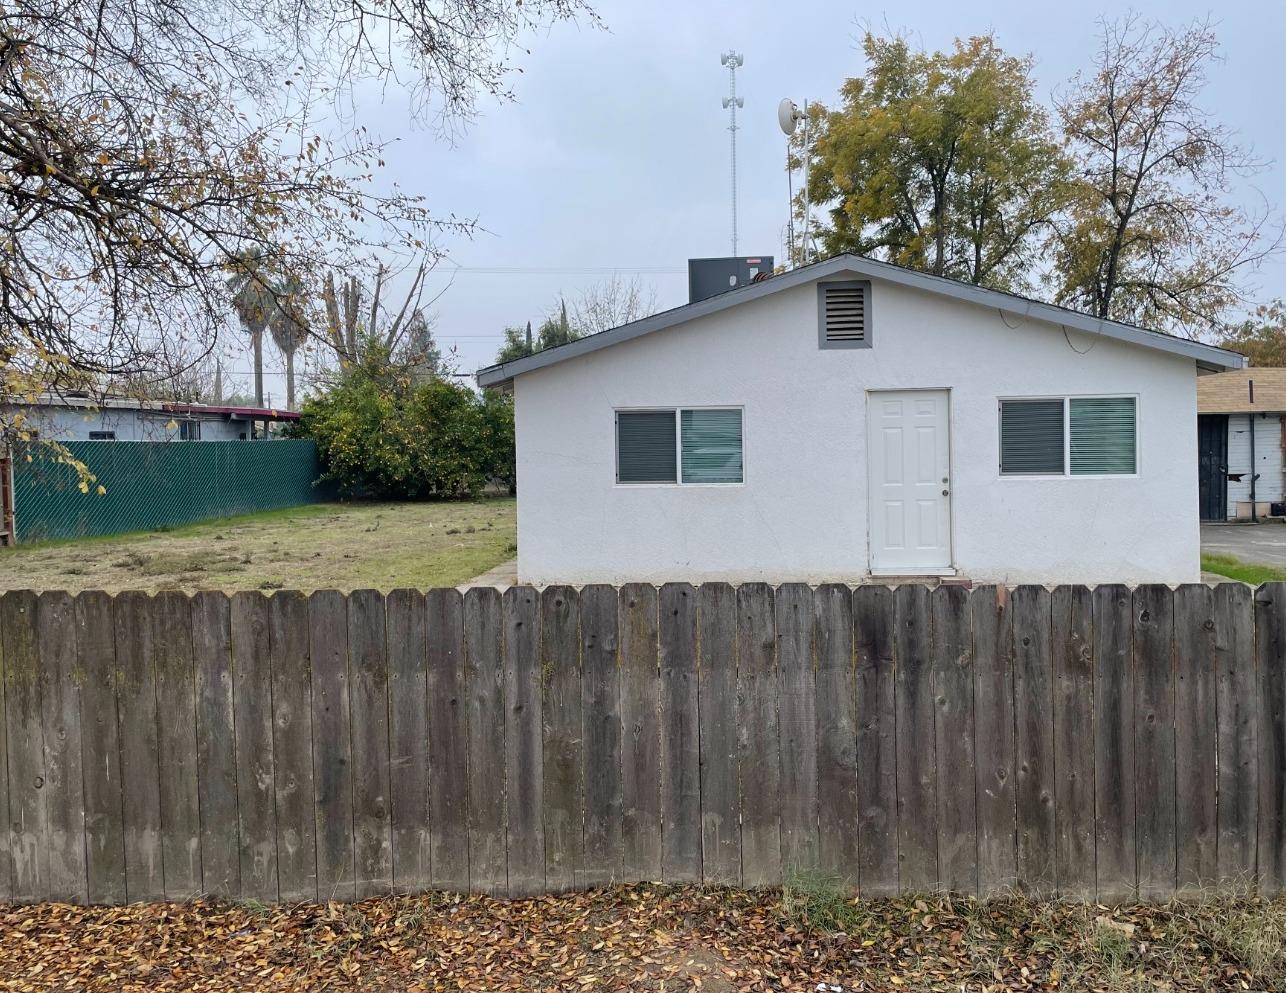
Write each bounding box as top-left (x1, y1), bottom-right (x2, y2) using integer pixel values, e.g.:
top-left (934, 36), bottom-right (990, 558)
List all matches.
top-left (474, 254), bottom-right (1246, 387)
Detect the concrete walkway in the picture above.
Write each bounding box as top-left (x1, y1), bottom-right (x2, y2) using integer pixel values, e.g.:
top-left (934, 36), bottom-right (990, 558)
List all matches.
top-left (1201, 522), bottom-right (1286, 567)
top-left (461, 557), bottom-right (517, 589)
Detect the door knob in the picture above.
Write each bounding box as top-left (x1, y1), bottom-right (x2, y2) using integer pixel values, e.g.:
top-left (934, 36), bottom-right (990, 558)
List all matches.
top-left (942, 489), bottom-right (950, 497)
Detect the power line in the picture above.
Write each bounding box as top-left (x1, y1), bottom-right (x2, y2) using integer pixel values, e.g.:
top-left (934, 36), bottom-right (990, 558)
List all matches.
top-left (438, 265), bottom-right (684, 276)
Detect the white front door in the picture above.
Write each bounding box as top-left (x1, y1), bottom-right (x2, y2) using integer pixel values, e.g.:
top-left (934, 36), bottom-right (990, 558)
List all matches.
top-left (867, 389), bottom-right (953, 574)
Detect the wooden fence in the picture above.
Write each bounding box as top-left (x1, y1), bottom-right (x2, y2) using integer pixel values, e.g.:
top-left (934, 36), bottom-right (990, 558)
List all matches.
top-left (0, 583), bottom-right (1283, 906)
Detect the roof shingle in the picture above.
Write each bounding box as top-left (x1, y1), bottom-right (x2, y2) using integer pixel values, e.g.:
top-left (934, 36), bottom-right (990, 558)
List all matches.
top-left (1198, 368), bottom-right (1286, 413)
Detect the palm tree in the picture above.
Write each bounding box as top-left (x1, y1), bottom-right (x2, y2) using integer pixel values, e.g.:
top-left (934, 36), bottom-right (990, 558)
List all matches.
top-left (269, 275), bottom-right (306, 409)
top-left (226, 248), bottom-right (275, 411)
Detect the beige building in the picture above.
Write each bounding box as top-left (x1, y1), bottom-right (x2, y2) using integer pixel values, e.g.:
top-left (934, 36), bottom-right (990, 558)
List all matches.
top-left (1197, 368), bottom-right (1286, 520)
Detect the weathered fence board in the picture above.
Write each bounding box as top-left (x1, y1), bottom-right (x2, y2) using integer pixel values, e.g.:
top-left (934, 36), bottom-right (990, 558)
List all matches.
top-left (2, 582), bottom-right (1283, 907)
top-left (232, 591), bottom-right (277, 902)
top-left (540, 586), bottom-right (580, 892)
top-left (972, 586), bottom-right (1016, 896)
top-left (933, 586), bottom-right (976, 895)
top-left (310, 590), bottom-right (355, 902)
top-left (271, 590), bottom-right (317, 902)
top-left (0, 595), bottom-right (12, 904)
top-left (503, 587), bottom-right (543, 897)
top-left (618, 584), bottom-right (661, 883)
top-left (1214, 583), bottom-right (1256, 887)
top-left (113, 591), bottom-right (164, 903)
top-left (854, 585), bottom-right (898, 897)
top-left (698, 583), bottom-right (741, 886)
top-left (39, 591), bottom-right (86, 904)
top-left (1174, 584), bottom-right (1218, 893)
top-left (349, 589), bottom-right (392, 899)
top-left (659, 584), bottom-right (700, 883)
top-left (4, 591), bottom-right (46, 902)
top-left (78, 590), bottom-right (126, 905)
top-left (1134, 584), bottom-right (1177, 902)
top-left (153, 591), bottom-right (202, 901)
top-left (894, 584), bottom-right (937, 892)
top-left (427, 588), bottom-right (470, 893)
top-left (777, 584), bottom-right (818, 878)
top-left (1257, 583), bottom-right (1286, 896)
top-left (738, 583), bottom-right (781, 887)
top-left (1093, 584), bottom-right (1136, 903)
top-left (814, 584), bottom-right (857, 888)
top-left (1052, 585), bottom-right (1094, 900)
top-left (193, 592), bottom-right (238, 899)
top-left (465, 587), bottom-right (507, 895)
top-left (580, 585), bottom-right (622, 889)
top-left (387, 589), bottom-right (429, 896)
top-left (1012, 585), bottom-right (1055, 896)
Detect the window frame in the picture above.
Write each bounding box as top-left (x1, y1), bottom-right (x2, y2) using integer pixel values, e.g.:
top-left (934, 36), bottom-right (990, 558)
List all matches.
top-left (614, 405), bottom-right (745, 487)
top-left (997, 394), bottom-right (1139, 479)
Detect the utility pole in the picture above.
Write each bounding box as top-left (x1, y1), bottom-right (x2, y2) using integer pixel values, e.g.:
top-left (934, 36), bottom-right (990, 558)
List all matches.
top-left (720, 51), bottom-right (744, 256)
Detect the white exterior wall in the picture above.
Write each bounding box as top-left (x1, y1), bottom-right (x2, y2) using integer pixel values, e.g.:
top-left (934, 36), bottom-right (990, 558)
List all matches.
top-left (514, 276), bottom-right (1201, 585)
top-left (1227, 413), bottom-right (1284, 509)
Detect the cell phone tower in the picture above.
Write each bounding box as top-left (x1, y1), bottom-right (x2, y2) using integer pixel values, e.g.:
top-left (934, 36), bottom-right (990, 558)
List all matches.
top-left (720, 51), bottom-right (744, 256)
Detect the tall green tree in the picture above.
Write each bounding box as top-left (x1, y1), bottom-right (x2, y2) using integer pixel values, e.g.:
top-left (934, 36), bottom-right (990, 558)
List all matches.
top-left (493, 301), bottom-right (580, 364)
top-left (1221, 301), bottom-right (1286, 367)
top-left (1053, 16), bottom-right (1280, 337)
top-left (496, 322), bottom-right (536, 364)
top-left (226, 249), bottom-right (277, 408)
top-left (803, 33), bottom-right (1065, 290)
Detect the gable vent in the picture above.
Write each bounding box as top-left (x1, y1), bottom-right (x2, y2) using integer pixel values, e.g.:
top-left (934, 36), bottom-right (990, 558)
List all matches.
top-left (818, 280), bottom-right (872, 349)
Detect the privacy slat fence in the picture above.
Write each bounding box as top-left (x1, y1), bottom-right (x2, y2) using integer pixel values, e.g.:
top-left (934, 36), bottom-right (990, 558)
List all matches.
top-left (1, 582), bottom-right (1284, 906)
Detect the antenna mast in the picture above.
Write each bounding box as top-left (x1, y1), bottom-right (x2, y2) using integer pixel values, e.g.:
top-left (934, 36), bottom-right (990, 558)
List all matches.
top-left (720, 51), bottom-right (744, 255)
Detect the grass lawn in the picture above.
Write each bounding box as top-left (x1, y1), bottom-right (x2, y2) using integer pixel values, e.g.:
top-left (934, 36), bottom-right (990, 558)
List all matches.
top-left (1200, 552), bottom-right (1286, 586)
top-left (2, 884), bottom-right (1283, 991)
top-left (0, 498), bottom-right (515, 593)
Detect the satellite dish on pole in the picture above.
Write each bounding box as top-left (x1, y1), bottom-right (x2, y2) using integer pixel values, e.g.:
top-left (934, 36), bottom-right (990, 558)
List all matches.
top-left (778, 98), bottom-right (803, 136)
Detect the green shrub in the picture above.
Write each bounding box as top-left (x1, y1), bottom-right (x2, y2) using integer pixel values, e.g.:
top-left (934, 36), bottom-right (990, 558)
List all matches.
top-left (293, 360), bottom-right (514, 500)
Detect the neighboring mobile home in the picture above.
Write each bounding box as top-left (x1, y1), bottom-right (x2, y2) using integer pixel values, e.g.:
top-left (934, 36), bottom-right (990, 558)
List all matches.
top-left (478, 254), bottom-right (1244, 585)
top-left (2, 393), bottom-right (300, 442)
top-left (1197, 367), bottom-right (1286, 521)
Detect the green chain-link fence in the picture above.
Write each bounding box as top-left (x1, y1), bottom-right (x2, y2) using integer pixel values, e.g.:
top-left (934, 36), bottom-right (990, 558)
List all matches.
top-left (13, 440), bottom-right (327, 543)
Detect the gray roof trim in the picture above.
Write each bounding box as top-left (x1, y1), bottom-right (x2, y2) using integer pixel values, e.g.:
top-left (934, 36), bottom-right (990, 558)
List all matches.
top-left (475, 254), bottom-right (1245, 387)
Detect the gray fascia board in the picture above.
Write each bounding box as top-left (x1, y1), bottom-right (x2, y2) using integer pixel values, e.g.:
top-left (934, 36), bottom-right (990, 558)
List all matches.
top-left (474, 259), bottom-right (838, 387)
top-left (475, 254), bottom-right (1244, 387)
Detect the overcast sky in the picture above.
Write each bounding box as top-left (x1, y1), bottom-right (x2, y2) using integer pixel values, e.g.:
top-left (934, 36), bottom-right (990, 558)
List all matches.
top-left (236, 0), bottom-right (1286, 405)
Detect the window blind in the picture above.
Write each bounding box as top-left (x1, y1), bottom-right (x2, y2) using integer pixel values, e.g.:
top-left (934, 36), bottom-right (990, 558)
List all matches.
top-left (616, 411), bottom-right (677, 483)
top-left (999, 399), bottom-right (1065, 475)
top-left (1070, 397), bottom-right (1136, 475)
top-left (680, 409), bottom-right (743, 483)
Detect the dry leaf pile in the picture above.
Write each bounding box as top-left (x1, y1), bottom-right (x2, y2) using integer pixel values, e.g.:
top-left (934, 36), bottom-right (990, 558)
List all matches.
top-left (2, 885), bottom-right (1283, 992)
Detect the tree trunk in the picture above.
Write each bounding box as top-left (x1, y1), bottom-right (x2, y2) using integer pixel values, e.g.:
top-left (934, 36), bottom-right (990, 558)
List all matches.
top-left (285, 348), bottom-right (295, 410)
top-left (253, 329), bottom-right (264, 438)
top-left (932, 188), bottom-right (947, 276)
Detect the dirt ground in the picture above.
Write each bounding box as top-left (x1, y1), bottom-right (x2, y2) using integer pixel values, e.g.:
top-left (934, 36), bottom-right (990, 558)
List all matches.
top-left (0, 499), bottom-right (516, 593)
top-left (1, 884), bottom-right (1283, 992)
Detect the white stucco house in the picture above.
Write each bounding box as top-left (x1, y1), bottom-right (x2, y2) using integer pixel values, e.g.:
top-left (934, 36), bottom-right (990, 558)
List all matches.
top-left (477, 254), bottom-right (1244, 585)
